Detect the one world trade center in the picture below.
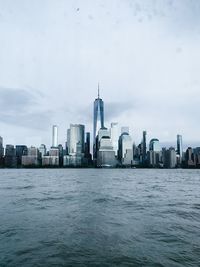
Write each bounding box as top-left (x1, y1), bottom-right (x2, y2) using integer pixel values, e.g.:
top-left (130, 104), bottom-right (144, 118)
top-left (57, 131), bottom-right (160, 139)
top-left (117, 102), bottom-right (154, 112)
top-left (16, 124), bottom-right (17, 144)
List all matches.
top-left (93, 84), bottom-right (104, 157)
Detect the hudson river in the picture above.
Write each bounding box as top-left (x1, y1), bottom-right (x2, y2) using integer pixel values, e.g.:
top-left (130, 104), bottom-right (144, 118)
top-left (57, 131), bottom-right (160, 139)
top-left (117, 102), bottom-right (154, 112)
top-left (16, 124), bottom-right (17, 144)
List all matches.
top-left (0, 169), bottom-right (200, 267)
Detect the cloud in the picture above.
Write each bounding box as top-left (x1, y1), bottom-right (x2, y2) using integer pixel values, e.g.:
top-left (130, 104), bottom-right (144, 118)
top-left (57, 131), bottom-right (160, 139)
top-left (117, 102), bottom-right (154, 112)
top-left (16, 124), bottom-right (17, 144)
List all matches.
top-left (105, 101), bottom-right (135, 122)
top-left (0, 87), bottom-right (35, 112)
top-left (0, 87), bottom-right (52, 130)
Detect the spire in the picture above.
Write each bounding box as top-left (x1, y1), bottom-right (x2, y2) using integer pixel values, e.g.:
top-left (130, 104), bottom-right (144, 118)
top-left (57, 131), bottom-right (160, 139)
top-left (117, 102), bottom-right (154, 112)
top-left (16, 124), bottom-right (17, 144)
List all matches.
top-left (98, 82), bottom-right (100, 98)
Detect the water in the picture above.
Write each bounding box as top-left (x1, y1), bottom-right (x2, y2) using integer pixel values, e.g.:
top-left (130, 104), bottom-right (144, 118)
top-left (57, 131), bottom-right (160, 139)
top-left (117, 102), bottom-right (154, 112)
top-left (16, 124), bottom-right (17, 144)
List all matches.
top-left (0, 169), bottom-right (200, 267)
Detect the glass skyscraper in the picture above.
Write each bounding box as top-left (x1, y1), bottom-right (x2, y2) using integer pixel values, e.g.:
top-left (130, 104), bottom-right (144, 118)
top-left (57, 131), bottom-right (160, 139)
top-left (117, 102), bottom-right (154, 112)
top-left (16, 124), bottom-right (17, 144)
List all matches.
top-left (177, 134), bottom-right (183, 165)
top-left (93, 86), bottom-right (104, 155)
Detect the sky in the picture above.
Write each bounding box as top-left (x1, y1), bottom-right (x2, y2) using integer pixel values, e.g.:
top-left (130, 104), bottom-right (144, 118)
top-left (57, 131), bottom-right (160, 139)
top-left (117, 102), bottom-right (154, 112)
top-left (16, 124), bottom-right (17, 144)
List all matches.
top-left (0, 0), bottom-right (200, 149)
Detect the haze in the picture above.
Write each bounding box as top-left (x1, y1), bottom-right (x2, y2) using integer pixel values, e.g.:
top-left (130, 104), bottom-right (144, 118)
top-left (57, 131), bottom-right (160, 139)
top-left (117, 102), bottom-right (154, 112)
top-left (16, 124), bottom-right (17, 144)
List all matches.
top-left (0, 0), bottom-right (200, 148)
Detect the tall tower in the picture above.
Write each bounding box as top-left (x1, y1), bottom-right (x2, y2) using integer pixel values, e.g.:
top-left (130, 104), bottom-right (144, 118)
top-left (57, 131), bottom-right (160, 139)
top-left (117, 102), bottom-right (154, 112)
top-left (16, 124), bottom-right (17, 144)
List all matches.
top-left (68, 124), bottom-right (85, 155)
top-left (177, 134), bottom-right (183, 164)
top-left (142, 131), bottom-right (147, 165)
top-left (52, 125), bottom-right (58, 148)
top-left (93, 84), bottom-right (104, 144)
top-left (0, 136), bottom-right (4, 158)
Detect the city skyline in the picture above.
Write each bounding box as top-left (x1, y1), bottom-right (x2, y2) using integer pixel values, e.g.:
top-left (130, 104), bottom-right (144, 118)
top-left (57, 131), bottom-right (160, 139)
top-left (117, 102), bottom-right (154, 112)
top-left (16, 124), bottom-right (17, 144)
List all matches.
top-left (0, 0), bottom-right (200, 146)
top-left (1, 91), bottom-right (200, 169)
top-left (0, 87), bottom-right (198, 150)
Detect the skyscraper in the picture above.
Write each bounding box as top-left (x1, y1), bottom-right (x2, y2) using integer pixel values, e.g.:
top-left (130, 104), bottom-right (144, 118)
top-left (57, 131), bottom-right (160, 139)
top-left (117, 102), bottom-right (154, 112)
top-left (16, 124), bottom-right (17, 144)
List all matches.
top-left (97, 128), bottom-right (116, 167)
top-left (118, 132), bottom-right (133, 166)
top-left (69, 124), bottom-right (85, 154)
top-left (110, 122), bottom-right (119, 156)
top-left (64, 124), bottom-right (85, 167)
top-left (177, 134), bottom-right (183, 163)
top-left (16, 145), bottom-right (28, 166)
top-left (149, 139), bottom-right (160, 152)
top-left (85, 132), bottom-right (91, 159)
top-left (148, 139), bottom-right (161, 167)
top-left (4, 144), bottom-right (17, 167)
top-left (0, 136), bottom-right (4, 158)
top-left (142, 131), bottom-right (147, 165)
top-left (52, 125), bottom-right (58, 148)
top-left (93, 85), bottom-right (104, 145)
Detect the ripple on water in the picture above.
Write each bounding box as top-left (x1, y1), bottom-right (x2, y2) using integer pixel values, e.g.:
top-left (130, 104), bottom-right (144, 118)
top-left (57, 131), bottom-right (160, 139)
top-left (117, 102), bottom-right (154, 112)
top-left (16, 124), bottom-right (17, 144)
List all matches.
top-left (0, 169), bottom-right (200, 267)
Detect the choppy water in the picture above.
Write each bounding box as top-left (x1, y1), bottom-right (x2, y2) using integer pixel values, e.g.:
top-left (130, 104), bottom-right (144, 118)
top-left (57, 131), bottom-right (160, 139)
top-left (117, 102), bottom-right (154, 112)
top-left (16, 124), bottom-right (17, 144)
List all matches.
top-left (0, 169), bottom-right (200, 267)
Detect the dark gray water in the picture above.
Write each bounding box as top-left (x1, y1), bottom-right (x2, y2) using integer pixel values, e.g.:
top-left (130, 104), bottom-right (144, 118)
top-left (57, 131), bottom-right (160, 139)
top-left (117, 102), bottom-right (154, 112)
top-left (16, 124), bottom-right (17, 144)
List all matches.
top-left (0, 169), bottom-right (200, 267)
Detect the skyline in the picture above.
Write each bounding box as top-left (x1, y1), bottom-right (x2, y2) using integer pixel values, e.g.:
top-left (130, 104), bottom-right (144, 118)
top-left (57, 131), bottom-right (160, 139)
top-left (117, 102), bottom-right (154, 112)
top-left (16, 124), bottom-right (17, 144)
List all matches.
top-left (0, 0), bottom-right (200, 146)
top-left (0, 89), bottom-right (197, 153)
top-left (0, 85), bottom-right (199, 150)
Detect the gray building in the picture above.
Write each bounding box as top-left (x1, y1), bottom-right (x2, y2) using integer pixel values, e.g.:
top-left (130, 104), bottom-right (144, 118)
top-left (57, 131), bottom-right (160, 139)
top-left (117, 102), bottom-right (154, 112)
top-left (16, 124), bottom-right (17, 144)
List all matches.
top-left (118, 132), bottom-right (133, 166)
top-left (164, 147), bottom-right (177, 168)
top-left (5, 144), bottom-right (17, 168)
top-left (148, 138), bottom-right (161, 167)
top-left (64, 124), bottom-right (85, 166)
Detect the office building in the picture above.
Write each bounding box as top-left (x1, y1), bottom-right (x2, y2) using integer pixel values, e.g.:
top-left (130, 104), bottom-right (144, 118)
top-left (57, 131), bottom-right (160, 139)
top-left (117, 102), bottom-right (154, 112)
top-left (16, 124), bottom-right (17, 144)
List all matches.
top-left (185, 147), bottom-right (196, 167)
top-left (118, 133), bottom-right (133, 166)
top-left (163, 147), bottom-right (177, 168)
top-left (142, 131), bottom-right (147, 165)
top-left (4, 144), bottom-right (17, 168)
top-left (64, 124), bottom-right (85, 166)
top-left (97, 128), bottom-right (116, 167)
top-left (177, 134), bottom-right (183, 166)
top-left (110, 122), bottom-right (119, 156)
top-left (0, 136), bottom-right (4, 157)
top-left (93, 85), bottom-right (104, 157)
top-left (148, 138), bottom-right (161, 167)
top-left (22, 147), bottom-right (39, 166)
top-left (52, 125), bottom-right (58, 148)
top-left (16, 145), bottom-right (28, 166)
top-left (39, 144), bottom-right (47, 157)
top-left (121, 126), bottom-right (129, 135)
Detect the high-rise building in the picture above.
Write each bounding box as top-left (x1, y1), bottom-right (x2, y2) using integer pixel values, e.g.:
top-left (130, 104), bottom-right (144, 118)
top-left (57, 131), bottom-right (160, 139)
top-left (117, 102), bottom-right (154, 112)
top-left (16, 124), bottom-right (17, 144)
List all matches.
top-left (16, 145), bottom-right (28, 166)
top-left (52, 125), bottom-right (58, 148)
top-left (42, 147), bottom-right (59, 166)
top-left (5, 144), bottom-right (17, 167)
top-left (97, 128), bottom-right (116, 167)
top-left (148, 138), bottom-right (161, 167)
top-left (22, 147), bottom-right (39, 166)
top-left (0, 136), bottom-right (4, 158)
top-left (110, 122), bottom-right (119, 156)
top-left (85, 132), bottom-right (92, 163)
top-left (118, 133), bottom-right (133, 166)
top-left (121, 127), bottom-right (129, 135)
top-left (93, 85), bottom-right (104, 154)
top-left (142, 131), bottom-right (147, 165)
top-left (64, 124), bottom-right (85, 167)
top-left (0, 136), bottom-right (4, 166)
top-left (68, 124), bottom-right (85, 154)
top-left (177, 134), bottom-right (183, 166)
top-left (39, 144), bottom-right (47, 157)
top-left (164, 147), bottom-right (177, 168)
top-left (185, 147), bottom-right (196, 168)
top-left (149, 139), bottom-right (160, 152)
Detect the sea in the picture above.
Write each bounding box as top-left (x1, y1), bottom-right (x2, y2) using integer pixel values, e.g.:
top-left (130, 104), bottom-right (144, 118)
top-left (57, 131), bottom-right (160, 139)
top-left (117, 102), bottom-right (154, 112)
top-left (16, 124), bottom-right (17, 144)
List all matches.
top-left (0, 169), bottom-right (200, 267)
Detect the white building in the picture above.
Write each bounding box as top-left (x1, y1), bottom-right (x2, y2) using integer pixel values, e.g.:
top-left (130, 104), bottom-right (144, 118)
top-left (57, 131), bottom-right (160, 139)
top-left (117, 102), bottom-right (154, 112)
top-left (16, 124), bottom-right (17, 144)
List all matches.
top-left (110, 122), bottom-right (119, 156)
top-left (97, 128), bottom-right (116, 167)
top-left (52, 125), bottom-right (58, 148)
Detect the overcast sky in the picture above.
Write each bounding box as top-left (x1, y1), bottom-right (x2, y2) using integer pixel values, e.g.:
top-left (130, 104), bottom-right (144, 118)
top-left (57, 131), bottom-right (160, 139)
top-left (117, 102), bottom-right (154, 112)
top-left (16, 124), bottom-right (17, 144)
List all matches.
top-left (0, 0), bottom-right (200, 148)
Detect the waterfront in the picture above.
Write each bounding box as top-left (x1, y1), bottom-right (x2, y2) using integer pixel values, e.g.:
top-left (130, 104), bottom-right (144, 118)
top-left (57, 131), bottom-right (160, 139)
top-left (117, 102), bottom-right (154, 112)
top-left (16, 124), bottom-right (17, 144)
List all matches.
top-left (0, 169), bottom-right (200, 267)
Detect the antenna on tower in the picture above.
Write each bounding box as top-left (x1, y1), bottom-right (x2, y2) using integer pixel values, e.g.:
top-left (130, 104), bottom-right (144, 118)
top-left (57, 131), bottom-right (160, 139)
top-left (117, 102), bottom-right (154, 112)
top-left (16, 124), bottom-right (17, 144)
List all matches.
top-left (98, 82), bottom-right (100, 98)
